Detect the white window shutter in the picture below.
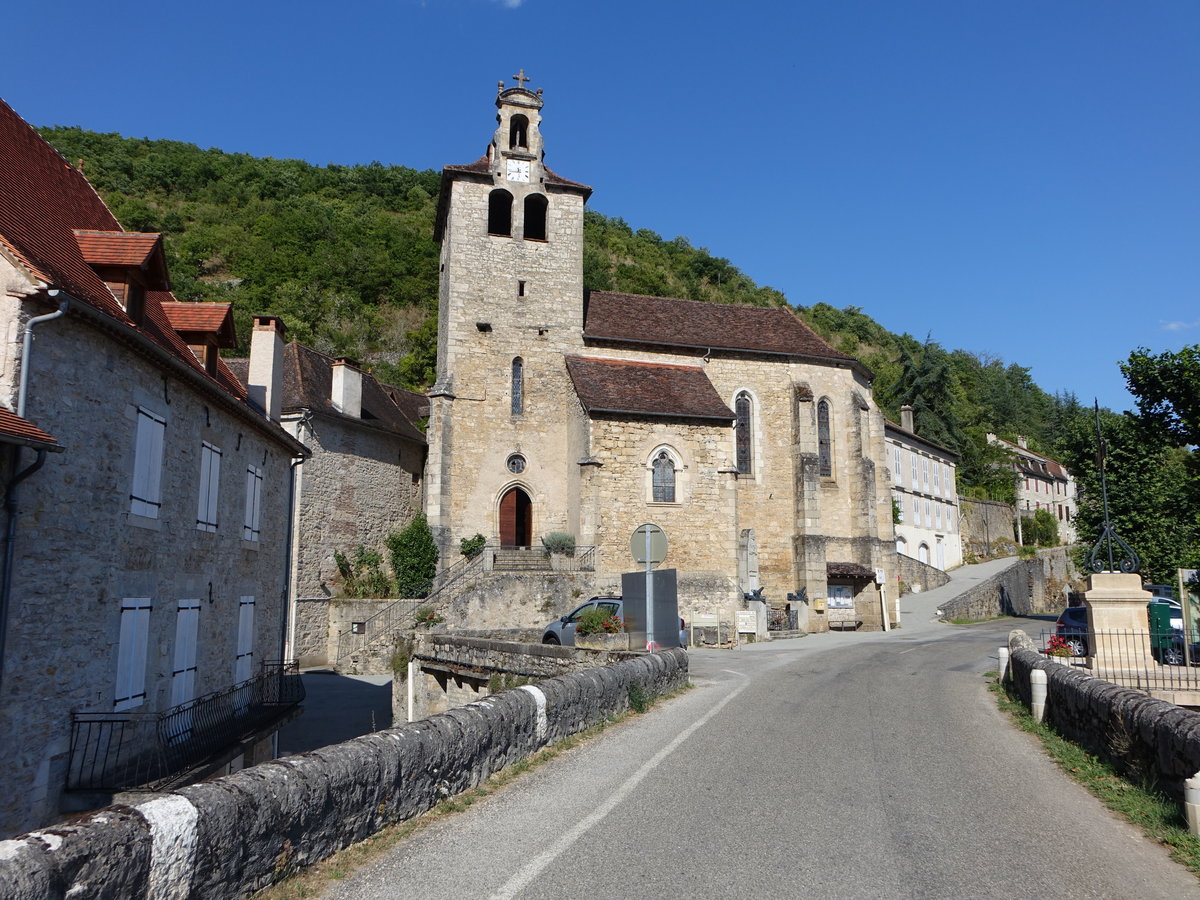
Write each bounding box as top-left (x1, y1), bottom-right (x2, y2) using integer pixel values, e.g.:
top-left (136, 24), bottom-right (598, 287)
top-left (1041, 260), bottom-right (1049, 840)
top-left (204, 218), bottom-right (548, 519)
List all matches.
top-left (236, 597), bottom-right (255, 683)
top-left (131, 410), bottom-right (165, 518)
top-left (171, 600), bottom-right (200, 708)
top-left (115, 599), bottom-right (151, 711)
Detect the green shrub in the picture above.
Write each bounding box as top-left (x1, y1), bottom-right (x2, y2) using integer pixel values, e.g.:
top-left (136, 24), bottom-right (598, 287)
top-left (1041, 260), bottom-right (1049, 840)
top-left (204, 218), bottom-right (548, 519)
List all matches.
top-left (576, 606), bottom-right (622, 635)
top-left (413, 606), bottom-right (443, 627)
top-left (460, 533), bottom-right (486, 560)
top-left (387, 514), bottom-right (438, 599)
top-left (541, 531), bottom-right (576, 556)
top-left (627, 683), bottom-right (650, 713)
top-left (333, 545), bottom-right (392, 598)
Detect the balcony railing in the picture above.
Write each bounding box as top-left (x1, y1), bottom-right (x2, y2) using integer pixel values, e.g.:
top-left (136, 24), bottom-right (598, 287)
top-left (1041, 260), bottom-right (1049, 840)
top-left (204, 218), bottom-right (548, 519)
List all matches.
top-left (67, 662), bottom-right (304, 793)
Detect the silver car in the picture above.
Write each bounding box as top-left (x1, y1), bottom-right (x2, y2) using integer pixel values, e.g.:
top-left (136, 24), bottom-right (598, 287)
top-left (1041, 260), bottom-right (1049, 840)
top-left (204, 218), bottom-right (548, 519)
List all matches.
top-left (541, 596), bottom-right (688, 648)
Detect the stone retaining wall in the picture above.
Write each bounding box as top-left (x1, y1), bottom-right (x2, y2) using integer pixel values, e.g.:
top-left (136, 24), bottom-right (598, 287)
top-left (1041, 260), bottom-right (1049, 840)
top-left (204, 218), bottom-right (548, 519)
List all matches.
top-left (895, 553), bottom-right (951, 595)
top-left (0, 651), bottom-right (688, 899)
top-left (1006, 631), bottom-right (1200, 797)
top-left (958, 496), bottom-right (1018, 559)
top-left (936, 549), bottom-right (1076, 621)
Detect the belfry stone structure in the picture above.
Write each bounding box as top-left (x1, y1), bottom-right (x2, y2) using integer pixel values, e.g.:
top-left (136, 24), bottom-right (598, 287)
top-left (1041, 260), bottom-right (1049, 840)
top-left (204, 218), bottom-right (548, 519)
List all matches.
top-left (426, 75), bottom-right (899, 632)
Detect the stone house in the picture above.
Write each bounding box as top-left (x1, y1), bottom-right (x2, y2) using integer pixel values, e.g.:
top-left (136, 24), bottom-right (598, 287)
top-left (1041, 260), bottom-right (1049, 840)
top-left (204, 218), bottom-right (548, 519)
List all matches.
top-left (425, 78), bottom-right (898, 635)
top-left (229, 339), bottom-right (427, 666)
top-left (886, 406), bottom-right (963, 571)
top-left (0, 98), bottom-right (307, 838)
top-left (987, 433), bottom-right (1077, 544)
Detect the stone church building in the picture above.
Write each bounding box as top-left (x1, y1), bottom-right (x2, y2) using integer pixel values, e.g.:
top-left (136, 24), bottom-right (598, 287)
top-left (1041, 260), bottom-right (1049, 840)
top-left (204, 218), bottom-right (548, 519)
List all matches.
top-left (425, 79), bottom-right (898, 633)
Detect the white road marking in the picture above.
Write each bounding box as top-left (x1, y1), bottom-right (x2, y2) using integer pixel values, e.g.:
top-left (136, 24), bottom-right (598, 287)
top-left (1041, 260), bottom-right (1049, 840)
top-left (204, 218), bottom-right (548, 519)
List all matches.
top-left (489, 673), bottom-right (751, 900)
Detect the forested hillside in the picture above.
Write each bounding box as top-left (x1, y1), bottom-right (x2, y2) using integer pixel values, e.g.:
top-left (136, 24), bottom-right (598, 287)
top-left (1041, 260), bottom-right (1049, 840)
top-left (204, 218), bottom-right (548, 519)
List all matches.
top-left (33, 127), bottom-right (1096, 503)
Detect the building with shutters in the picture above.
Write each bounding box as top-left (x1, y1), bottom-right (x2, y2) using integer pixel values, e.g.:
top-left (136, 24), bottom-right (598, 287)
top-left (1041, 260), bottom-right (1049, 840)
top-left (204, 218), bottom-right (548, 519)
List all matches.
top-left (885, 406), bottom-right (963, 572)
top-left (0, 98), bottom-right (306, 838)
top-left (425, 77), bottom-right (899, 636)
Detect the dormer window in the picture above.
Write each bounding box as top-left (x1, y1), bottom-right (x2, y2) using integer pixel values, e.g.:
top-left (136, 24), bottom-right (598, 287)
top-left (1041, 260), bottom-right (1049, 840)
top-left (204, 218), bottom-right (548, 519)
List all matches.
top-left (509, 115), bottom-right (529, 149)
top-left (73, 230), bottom-right (169, 327)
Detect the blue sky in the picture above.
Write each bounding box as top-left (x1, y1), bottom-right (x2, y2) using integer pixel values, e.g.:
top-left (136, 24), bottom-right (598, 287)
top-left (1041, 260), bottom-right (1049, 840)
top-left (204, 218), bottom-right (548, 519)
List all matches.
top-left (6, 0), bottom-right (1197, 413)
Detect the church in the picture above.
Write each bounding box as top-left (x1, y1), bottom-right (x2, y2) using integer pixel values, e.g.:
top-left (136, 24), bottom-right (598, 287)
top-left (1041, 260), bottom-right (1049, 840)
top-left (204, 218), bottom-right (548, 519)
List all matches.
top-left (424, 76), bottom-right (899, 633)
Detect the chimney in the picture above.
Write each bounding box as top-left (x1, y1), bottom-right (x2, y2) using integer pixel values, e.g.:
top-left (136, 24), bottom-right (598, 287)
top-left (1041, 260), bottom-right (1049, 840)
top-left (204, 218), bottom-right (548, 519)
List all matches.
top-left (900, 405), bottom-right (914, 433)
top-left (248, 315), bottom-right (286, 421)
top-left (1017, 435), bottom-right (1028, 449)
top-left (331, 358), bottom-right (363, 418)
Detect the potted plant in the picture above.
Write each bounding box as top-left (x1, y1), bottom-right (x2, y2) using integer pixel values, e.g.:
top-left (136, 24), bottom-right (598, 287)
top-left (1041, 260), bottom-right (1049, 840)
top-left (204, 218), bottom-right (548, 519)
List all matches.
top-left (541, 532), bottom-right (576, 569)
top-left (1045, 634), bottom-right (1073, 663)
top-left (574, 606), bottom-right (628, 650)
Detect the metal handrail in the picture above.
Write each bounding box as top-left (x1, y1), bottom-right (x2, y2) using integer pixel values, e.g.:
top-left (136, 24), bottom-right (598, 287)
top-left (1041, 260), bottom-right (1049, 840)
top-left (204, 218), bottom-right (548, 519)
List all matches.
top-left (67, 662), bottom-right (303, 792)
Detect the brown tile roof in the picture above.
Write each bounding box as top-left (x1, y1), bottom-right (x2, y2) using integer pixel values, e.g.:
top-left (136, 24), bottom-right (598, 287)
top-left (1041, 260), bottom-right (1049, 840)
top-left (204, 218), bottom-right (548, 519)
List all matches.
top-left (161, 301), bottom-right (238, 348)
top-left (74, 230), bottom-right (160, 268)
top-left (827, 562), bottom-right (876, 580)
top-left (0, 409), bottom-right (61, 451)
top-left (227, 344), bottom-right (426, 443)
top-left (565, 356), bottom-right (734, 422)
top-left (0, 99), bottom-right (282, 442)
top-left (584, 291), bottom-right (859, 364)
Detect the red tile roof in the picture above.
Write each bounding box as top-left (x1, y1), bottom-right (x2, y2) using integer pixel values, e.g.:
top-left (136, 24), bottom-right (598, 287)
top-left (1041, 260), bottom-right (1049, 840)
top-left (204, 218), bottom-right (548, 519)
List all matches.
top-left (73, 230), bottom-right (160, 268)
top-left (0, 408), bottom-right (60, 450)
top-left (565, 356), bottom-right (734, 422)
top-left (161, 301), bottom-right (238, 348)
top-left (584, 291), bottom-right (858, 363)
top-left (827, 562), bottom-right (876, 580)
top-left (0, 98), bottom-right (255, 413)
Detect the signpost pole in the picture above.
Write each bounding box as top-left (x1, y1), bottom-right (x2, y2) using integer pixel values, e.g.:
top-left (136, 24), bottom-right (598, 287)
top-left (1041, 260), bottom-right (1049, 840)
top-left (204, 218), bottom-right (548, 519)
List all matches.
top-left (645, 527), bottom-right (656, 651)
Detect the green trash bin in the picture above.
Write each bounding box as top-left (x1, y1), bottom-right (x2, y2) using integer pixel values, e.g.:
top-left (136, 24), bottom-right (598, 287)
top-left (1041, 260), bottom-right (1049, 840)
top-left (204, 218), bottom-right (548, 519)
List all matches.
top-left (1148, 601), bottom-right (1177, 663)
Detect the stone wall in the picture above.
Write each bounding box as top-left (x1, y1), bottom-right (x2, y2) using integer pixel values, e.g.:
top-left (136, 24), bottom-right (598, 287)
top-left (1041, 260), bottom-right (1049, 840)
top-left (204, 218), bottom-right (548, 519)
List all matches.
top-left (959, 496), bottom-right (1018, 559)
top-left (895, 553), bottom-right (951, 595)
top-left (1006, 631), bottom-right (1200, 798)
top-left (0, 650), bottom-right (687, 900)
top-left (935, 549), bottom-right (1077, 621)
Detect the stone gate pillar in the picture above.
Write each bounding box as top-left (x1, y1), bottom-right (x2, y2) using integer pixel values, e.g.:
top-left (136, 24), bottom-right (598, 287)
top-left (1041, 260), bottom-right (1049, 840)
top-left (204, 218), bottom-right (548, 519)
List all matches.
top-left (1085, 572), bottom-right (1152, 670)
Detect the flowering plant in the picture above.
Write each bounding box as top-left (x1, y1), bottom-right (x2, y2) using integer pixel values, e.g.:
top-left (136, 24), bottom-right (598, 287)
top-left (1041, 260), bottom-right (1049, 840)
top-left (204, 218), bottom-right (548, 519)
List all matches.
top-left (576, 607), bottom-right (623, 635)
top-left (1046, 634), bottom-right (1073, 657)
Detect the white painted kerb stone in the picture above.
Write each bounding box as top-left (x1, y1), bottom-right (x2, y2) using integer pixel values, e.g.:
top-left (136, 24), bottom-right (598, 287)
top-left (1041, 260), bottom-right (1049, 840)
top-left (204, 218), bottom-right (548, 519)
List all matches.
top-left (137, 794), bottom-right (200, 900)
top-left (519, 685), bottom-right (548, 744)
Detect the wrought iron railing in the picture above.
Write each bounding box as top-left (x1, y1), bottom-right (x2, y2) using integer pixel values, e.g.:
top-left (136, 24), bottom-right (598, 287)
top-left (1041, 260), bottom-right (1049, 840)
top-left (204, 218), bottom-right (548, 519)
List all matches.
top-left (333, 544), bottom-right (598, 662)
top-left (67, 662), bottom-right (304, 793)
top-left (1040, 629), bottom-right (1200, 692)
top-left (335, 549), bottom-right (488, 662)
top-left (768, 608), bottom-right (799, 631)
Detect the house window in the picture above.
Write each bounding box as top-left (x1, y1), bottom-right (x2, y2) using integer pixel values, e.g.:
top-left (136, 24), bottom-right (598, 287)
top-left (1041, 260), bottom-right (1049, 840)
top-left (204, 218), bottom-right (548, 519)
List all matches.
top-left (488, 189), bottom-right (513, 236)
top-left (652, 451), bottom-right (676, 503)
top-left (130, 408), bottom-right (166, 518)
top-left (169, 599), bottom-right (200, 710)
top-left (115, 598), bottom-right (152, 711)
top-left (893, 446), bottom-right (902, 485)
top-left (911, 451), bottom-right (919, 486)
top-left (933, 463), bottom-right (940, 494)
top-left (243, 465), bottom-right (263, 541)
top-left (735, 392), bottom-right (753, 475)
top-left (922, 458), bottom-right (930, 490)
top-left (925, 500), bottom-right (932, 527)
top-left (511, 357), bottom-right (524, 415)
top-left (524, 194), bottom-right (548, 241)
top-left (894, 492), bottom-right (904, 522)
top-left (817, 400), bottom-right (832, 477)
top-left (196, 442), bottom-right (222, 532)
top-left (935, 503), bottom-right (942, 529)
top-left (918, 543), bottom-right (930, 565)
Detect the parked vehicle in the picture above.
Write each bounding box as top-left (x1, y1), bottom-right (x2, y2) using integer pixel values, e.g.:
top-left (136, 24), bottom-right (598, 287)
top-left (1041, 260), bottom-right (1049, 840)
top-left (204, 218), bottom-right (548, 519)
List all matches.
top-left (1054, 606), bottom-right (1089, 656)
top-left (542, 597), bottom-right (688, 649)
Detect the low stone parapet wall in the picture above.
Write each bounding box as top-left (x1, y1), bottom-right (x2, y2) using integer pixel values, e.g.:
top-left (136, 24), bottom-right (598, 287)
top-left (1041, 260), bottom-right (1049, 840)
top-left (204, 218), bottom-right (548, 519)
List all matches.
top-left (895, 554), bottom-right (951, 595)
top-left (1006, 630), bottom-right (1200, 798)
top-left (936, 549), bottom-right (1076, 621)
top-left (0, 650), bottom-right (688, 900)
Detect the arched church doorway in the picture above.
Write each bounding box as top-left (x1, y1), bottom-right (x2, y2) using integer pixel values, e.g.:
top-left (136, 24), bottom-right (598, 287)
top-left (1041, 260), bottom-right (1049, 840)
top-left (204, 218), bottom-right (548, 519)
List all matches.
top-left (499, 487), bottom-right (532, 548)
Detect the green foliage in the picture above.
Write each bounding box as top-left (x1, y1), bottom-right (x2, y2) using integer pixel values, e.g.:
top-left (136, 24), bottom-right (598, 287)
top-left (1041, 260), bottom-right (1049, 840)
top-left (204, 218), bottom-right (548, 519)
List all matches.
top-left (1123, 345), bottom-right (1200, 448)
top-left (413, 606), bottom-right (443, 627)
top-left (627, 683), bottom-right (651, 714)
top-left (540, 531), bottom-right (576, 556)
top-left (332, 545), bottom-right (392, 598)
top-left (1018, 508), bottom-right (1060, 548)
top-left (1058, 406), bottom-right (1199, 584)
top-left (575, 606), bottom-right (622, 635)
top-left (460, 533), bottom-right (487, 560)
top-left (892, 498), bottom-right (901, 525)
top-left (386, 515), bottom-right (438, 599)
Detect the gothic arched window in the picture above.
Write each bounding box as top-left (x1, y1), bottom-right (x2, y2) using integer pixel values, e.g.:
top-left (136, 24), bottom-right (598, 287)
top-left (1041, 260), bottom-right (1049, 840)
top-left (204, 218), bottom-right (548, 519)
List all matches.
top-left (652, 451), bottom-right (676, 503)
top-left (509, 115), bottom-right (529, 150)
top-left (524, 194), bottom-right (548, 241)
top-left (817, 399), bottom-right (833, 477)
top-left (488, 189), bottom-right (513, 236)
top-left (735, 392), bottom-right (753, 475)
top-left (511, 357), bottom-right (524, 415)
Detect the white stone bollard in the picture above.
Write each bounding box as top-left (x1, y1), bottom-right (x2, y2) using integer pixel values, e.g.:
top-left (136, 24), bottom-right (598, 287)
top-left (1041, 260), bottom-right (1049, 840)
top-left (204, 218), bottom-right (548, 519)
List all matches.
top-left (998, 647), bottom-right (1010, 682)
top-left (1186, 773), bottom-right (1200, 838)
top-left (1030, 668), bottom-right (1048, 723)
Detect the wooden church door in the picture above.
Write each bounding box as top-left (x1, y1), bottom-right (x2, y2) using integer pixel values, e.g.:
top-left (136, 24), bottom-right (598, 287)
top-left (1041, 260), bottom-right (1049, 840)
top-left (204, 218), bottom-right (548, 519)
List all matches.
top-left (499, 487), bottom-right (532, 548)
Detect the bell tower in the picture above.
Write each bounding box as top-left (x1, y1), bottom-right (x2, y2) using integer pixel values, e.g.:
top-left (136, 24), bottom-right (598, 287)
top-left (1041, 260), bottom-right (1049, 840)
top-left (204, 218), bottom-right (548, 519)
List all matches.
top-left (426, 75), bottom-right (592, 561)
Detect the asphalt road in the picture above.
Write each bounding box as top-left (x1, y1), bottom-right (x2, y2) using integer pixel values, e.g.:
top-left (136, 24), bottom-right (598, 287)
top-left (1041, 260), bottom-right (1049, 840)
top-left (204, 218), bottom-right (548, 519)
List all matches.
top-left (319, 561), bottom-right (1199, 899)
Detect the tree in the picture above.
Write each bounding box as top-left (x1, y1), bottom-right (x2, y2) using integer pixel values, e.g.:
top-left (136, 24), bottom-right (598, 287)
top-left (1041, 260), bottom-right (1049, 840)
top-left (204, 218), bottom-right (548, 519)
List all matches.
top-left (890, 335), bottom-right (963, 453)
top-left (387, 515), bottom-right (439, 599)
top-left (1122, 345), bottom-right (1200, 447)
